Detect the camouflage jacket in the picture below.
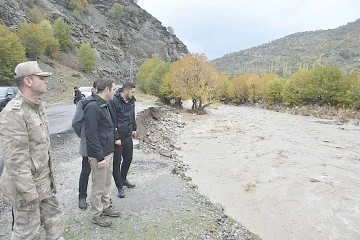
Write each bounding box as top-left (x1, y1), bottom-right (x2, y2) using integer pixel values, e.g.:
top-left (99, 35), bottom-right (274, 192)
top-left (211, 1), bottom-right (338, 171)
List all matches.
top-left (0, 92), bottom-right (56, 206)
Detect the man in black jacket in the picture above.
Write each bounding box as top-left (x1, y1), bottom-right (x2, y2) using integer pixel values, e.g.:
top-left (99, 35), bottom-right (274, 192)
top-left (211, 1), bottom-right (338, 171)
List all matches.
top-left (83, 79), bottom-right (120, 227)
top-left (109, 82), bottom-right (137, 198)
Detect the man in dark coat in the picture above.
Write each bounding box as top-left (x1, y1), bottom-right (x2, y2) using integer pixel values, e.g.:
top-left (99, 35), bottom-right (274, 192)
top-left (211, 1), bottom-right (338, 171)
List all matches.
top-left (83, 79), bottom-right (120, 227)
top-left (109, 82), bottom-right (137, 198)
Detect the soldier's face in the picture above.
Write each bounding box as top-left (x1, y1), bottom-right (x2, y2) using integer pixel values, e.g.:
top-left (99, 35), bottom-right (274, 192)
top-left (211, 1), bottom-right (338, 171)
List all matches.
top-left (28, 75), bottom-right (48, 94)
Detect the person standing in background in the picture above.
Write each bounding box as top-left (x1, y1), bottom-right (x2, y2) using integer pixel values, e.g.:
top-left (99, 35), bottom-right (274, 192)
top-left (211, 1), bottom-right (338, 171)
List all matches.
top-left (109, 82), bottom-right (137, 199)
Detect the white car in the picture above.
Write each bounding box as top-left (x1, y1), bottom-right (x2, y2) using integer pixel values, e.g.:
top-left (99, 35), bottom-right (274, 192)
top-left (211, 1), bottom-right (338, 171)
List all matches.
top-left (78, 87), bottom-right (93, 97)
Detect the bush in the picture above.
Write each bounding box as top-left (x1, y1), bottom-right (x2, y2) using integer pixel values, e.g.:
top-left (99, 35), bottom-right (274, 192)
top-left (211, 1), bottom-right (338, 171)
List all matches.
top-left (28, 7), bottom-right (44, 23)
top-left (53, 17), bottom-right (73, 51)
top-left (264, 78), bottom-right (284, 104)
top-left (70, 0), bottom-right (88, 13)
top-left (109, 3), bottom-right (124, 19)
top-left (312, 66), bottom-right (344, 105)
top-left (343, 74), bottom-right (360, 109)
top-left (17, 23), bottom-right (47, 58)
top-left (37, 20), bottom-right (60, 59)
top-left (76, 43), bottom-right (96, 72)
top-left (0, 24), bottom-right (26, 85)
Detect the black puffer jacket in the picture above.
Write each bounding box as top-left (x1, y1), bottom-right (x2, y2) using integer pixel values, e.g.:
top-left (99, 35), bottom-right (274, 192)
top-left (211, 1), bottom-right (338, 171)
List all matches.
top-left (84, 93), bottom-right (114, 161)
top-left (109, 90), bottom-right (137, 140)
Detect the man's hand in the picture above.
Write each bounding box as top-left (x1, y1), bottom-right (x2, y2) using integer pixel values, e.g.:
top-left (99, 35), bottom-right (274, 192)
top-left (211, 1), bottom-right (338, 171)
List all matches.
top-left (115, 139), bottom-right (122, 146)
top-left (98, 160), bottom-right (108, 169)
top-left (132, 131), bottom-right (137, 138)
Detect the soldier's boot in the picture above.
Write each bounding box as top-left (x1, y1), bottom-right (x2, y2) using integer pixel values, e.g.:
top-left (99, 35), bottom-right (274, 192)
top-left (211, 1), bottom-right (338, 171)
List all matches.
top-left (102, 205), bottom-right (120, 217)
top-left (92, 216), bottom-right (112, 227)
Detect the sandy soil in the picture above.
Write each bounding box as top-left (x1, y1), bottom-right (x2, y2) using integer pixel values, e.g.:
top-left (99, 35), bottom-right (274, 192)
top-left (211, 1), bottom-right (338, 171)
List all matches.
top-left (175, 104), bottom-right (360, 240)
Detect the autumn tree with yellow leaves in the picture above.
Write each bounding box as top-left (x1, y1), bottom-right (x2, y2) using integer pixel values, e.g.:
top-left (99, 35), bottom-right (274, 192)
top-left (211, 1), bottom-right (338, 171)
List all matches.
top-left (160, 54), bottom-right (218, 111)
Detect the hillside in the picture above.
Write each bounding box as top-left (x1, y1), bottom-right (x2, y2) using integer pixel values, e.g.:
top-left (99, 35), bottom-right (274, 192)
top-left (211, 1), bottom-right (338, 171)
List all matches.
top-left (212, 19), bottom-right (360, 77)
top-left (0, 0), bottom-right (188, 102)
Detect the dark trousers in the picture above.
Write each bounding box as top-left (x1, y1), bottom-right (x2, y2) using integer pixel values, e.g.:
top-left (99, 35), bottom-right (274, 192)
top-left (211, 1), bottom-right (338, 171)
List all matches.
top-left (79, 156), bottom-right (91, 199)
top-left (113, 137), bottom-right (133, 190)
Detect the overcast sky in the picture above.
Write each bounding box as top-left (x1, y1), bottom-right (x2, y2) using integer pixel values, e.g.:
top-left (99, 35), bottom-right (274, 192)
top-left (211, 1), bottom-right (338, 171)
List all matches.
top-left (138, 0), bottom-right (360, 60)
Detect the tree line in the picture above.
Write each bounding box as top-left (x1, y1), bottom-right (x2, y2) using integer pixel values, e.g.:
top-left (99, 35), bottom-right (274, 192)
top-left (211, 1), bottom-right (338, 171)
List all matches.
top-left (137, 54), bottom-right (360, 111)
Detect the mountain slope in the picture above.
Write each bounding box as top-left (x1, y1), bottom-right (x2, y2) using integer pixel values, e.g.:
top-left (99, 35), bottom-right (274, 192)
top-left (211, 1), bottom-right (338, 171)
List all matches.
top-left (0, 0), bottom-right (188, 101)
top-left (212, 19), bottom-right (360, 77)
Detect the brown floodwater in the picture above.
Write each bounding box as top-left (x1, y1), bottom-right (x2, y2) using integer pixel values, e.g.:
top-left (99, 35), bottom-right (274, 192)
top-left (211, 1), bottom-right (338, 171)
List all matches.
top-left (175, 104), bottom-right (360, 240)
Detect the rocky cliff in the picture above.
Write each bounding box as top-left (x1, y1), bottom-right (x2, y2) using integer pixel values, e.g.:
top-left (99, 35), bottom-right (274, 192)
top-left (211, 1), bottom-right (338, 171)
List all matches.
top-left (0, 0), bottom-right (188, 101)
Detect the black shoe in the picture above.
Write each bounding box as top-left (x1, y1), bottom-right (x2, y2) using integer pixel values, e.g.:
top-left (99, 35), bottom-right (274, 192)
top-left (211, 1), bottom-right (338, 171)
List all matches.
top-left (117, 188), bottom-right (125, 198)
top-left (123, 179), bottom-right (136, 188)
top-left (79, 198), bottom-right (87, 210)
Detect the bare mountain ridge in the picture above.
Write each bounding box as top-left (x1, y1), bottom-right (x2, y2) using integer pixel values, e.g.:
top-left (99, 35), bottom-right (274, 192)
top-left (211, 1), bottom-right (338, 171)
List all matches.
top-left (212, 19), bottom-right (360, 77)
top-left (0, 0), bottom-right (188, 84)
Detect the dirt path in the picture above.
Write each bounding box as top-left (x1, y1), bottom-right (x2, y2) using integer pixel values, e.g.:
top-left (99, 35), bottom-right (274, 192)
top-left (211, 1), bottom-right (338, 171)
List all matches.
top-left (175, 104), bottom-right (360, 240)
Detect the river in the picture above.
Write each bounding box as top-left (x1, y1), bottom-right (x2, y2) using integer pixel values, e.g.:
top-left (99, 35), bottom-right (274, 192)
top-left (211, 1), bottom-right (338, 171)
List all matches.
top-left (175, 104), bottom-right (360, 240)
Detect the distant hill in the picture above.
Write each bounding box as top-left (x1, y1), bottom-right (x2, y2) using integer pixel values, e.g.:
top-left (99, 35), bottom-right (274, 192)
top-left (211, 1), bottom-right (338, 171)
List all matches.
top-left (212, 19), bottom-right (360, 77)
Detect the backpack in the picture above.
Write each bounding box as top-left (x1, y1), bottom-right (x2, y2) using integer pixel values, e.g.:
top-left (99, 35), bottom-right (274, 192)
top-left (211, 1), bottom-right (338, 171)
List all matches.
top-left (71, 96), bottom-right (95, 138)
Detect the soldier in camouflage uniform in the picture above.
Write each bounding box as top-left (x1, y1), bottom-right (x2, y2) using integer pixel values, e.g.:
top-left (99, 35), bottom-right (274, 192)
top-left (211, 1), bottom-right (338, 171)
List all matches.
top-left (0, 61), bottom-right (64, 240)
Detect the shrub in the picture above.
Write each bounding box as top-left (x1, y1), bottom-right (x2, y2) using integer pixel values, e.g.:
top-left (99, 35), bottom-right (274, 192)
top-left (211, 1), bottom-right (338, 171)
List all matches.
top-left (28, 7), bottom-right (44, 23)
top-left (109, 3), bottom-right (124, 19)
top-left (53, 17), bottom-right (73, 51)
top-left (17, 23), bottom-right (47, 58)
top-left (0, 24), bottom-right (26, 85)
top-left (76, 43), bottom-right (96, 72)
top-left (70, 0), bottom-right (88, 13)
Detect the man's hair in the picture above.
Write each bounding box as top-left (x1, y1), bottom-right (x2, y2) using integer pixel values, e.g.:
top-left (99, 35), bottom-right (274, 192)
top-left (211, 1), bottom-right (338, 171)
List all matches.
top-left (74, 87), bottom-right (78, 90)
top-left (122, 82), bottom-right (135, 91)
top-left (15, 76), bottom-right (25, 88)
top-left (92, 80), bottom-right (98, 89)
top-left (96, 79), bottom-right (115, 93)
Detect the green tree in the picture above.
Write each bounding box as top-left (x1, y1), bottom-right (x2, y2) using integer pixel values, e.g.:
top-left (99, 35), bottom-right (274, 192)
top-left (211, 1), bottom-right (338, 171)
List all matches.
top-left (109, 3), bottom-right (124, 19)
top-left (282, 69), bottom-right (317, 106)
top-left (17, 23), bottom-right (47, 58)
top-left (137, 55), bottom-right (162, 91)
top-left (28, 7), bottom-right (44, 23)
top-left (38, 20), bottom-right (60, 59)
top-left (53, 17), bottom-right (73, 51)
top-left (0, 24), bottom-right (26, 85)
top-left (145, 62), bottom-right (171, 96)
top-left (264, 77), bottom-right (284, 104)
top-left (311, 66), bottom-right (344, 105)
top-left (76, 43), bottom-right (96, 72)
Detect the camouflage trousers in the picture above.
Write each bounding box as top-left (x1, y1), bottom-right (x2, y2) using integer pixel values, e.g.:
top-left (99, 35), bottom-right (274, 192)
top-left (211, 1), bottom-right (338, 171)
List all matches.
top-left (89, 153), bottom-right (113, 217)
top-left (11, 195), bottom-right (63, 240)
